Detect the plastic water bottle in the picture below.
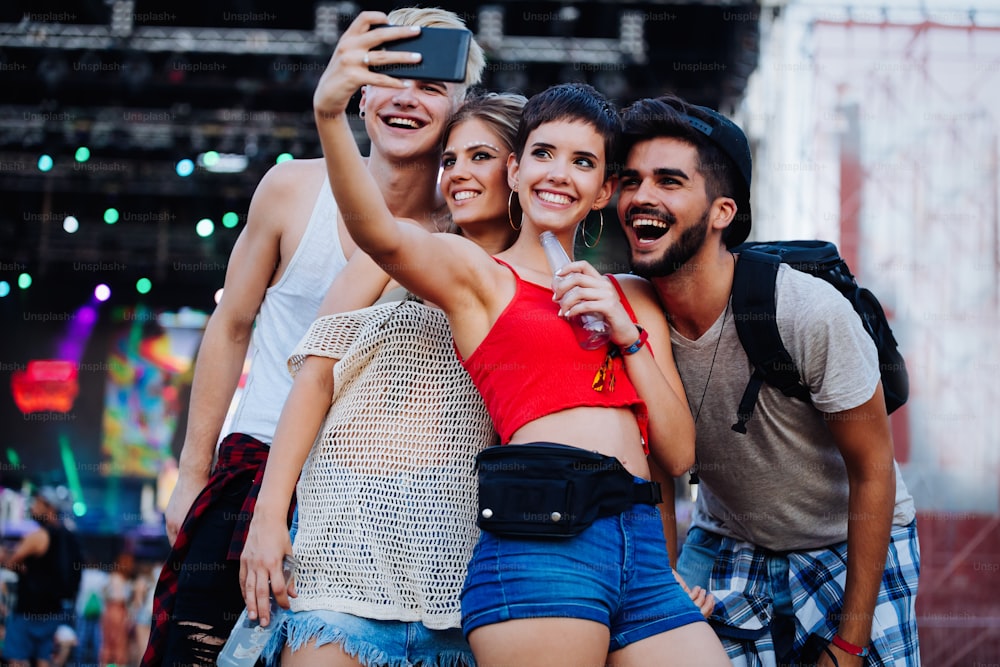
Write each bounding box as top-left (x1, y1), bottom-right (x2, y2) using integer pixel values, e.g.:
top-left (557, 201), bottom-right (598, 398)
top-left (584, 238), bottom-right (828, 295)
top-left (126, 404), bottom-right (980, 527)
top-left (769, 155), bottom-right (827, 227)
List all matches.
top-left (217, 555), bottom-right (295, 667)
top-left (539, 231), bottom-right (611, 350)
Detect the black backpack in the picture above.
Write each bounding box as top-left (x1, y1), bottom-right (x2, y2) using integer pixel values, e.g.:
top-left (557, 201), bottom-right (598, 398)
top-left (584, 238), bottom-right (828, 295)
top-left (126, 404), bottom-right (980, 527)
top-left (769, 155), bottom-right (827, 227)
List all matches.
top-left (729, 240), bottom-right (908, 434)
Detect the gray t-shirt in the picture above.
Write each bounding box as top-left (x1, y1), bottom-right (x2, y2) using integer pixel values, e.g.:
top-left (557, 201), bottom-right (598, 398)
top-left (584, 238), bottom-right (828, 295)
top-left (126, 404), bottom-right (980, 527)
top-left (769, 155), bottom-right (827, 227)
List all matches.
top-left (672, 264), bottom-right (915, 551)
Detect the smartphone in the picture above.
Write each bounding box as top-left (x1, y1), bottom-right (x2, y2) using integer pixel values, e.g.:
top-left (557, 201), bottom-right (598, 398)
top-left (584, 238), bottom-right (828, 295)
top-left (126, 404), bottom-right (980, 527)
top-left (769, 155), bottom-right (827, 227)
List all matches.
top-left (369, 25), bottom-right (472, 83)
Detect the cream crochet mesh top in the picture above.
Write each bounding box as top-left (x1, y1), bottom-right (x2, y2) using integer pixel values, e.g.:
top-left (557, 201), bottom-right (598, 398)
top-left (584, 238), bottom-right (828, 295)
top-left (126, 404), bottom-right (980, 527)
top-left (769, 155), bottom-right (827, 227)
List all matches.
top-left (287, 297), bottom-right (496, 629)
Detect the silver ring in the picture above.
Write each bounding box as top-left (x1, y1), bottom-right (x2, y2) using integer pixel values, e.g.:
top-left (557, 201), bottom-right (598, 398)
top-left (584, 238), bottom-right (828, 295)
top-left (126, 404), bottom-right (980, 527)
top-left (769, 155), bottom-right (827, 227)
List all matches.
top-left (362, 53), bottom-right (370, 66)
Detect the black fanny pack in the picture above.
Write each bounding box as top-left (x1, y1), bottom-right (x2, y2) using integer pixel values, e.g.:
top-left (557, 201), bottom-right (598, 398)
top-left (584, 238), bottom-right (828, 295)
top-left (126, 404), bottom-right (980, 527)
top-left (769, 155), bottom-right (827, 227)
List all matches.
top-left (475, 442), bottom-right (662, 538)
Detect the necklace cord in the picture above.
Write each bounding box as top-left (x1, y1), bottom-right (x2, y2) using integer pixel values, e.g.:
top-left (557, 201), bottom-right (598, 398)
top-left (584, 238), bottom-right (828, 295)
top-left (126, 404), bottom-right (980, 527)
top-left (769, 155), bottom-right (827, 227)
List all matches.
top-left (688, 252), bottom-right (737, 484)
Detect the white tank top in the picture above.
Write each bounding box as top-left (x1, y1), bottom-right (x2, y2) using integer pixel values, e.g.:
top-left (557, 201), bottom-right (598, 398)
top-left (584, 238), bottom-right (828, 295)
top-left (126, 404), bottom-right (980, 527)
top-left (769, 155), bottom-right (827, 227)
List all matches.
top-left (228, 178), bottom-right (348, 443)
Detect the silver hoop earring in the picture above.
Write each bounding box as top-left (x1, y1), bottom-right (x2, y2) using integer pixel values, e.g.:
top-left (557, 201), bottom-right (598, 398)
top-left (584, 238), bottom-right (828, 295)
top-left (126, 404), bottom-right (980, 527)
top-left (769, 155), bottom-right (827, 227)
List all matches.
top-left (582, 209), bottom-right (604, 248)
top-left (508, 190), bottom-right (521, 231)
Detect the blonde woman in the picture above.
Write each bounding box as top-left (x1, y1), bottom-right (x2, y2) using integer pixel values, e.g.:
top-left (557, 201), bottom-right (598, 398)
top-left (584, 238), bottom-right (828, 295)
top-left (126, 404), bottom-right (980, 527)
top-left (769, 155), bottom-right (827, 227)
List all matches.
top-left (241, 90), bottom-right (526, 667)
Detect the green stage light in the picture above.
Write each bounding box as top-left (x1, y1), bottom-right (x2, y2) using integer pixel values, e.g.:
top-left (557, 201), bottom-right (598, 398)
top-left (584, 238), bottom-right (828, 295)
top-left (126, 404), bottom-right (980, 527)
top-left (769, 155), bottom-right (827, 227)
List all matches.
top-left (136, 277), bottom-right (152, 294)
top-left (104, 208), bottom-right (119, 224)
top-left (59, 435), bottom-right (86, 518)
top-left (222, 211), bottom-right (240, 228)
top-left (74, 147), bottom-right (91, 162)
top-left (37, 154), bottom-right (54, 172)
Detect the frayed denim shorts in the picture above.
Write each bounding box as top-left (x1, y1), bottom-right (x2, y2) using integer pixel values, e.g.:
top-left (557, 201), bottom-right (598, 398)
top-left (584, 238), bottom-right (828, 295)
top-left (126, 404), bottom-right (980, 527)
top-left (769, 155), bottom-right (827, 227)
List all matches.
top-left (262, 608), bottom-right (473, 667)
top-left (461, 500), bottom-right (705, 653)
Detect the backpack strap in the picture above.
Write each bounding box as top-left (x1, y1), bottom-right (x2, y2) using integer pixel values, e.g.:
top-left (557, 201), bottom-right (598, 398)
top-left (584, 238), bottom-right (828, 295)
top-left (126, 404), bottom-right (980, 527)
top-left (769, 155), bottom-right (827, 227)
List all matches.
top-left (730, 250), bottom-right (810, 433)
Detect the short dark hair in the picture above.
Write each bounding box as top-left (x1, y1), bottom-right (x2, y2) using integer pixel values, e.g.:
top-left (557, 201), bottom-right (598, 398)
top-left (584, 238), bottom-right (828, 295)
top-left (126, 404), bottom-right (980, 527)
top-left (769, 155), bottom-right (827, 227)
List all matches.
top-left (619, 94), bottom-right (751, 248)
top-left (514, 82), bottom-right (621, 178)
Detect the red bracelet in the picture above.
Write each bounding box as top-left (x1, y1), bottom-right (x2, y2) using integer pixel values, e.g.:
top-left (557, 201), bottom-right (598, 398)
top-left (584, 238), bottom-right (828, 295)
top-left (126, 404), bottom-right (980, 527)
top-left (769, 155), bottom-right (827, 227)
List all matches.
top-left (620, 326), bottom-right (648, 356)
top-left (831, 634), bottom-right (870, 658)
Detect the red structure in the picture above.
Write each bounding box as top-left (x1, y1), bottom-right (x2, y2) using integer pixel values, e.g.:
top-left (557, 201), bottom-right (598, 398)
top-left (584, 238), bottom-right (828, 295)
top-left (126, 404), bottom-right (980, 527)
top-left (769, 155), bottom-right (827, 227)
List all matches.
top-left (11, 359), bottom-right (79, 414)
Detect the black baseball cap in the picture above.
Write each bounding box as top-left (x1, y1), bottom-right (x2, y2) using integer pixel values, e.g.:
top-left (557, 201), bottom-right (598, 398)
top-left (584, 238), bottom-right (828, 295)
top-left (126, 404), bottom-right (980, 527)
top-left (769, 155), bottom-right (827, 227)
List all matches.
top-left (678, 106), bottom-right (752, 247)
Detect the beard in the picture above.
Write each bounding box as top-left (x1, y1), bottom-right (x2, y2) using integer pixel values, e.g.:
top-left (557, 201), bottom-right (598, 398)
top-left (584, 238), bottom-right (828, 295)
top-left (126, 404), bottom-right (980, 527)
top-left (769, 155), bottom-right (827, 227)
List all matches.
top-left (629, 207), bottom-right (711, 278)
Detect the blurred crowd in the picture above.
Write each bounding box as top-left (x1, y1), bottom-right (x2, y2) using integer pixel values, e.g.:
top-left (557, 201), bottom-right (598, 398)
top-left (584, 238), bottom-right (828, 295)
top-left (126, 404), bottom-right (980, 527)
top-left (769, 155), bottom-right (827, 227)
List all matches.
top-left (2, 548), bottom-right (161, 667)
top-left (0, 486), bottom-right (161, 667)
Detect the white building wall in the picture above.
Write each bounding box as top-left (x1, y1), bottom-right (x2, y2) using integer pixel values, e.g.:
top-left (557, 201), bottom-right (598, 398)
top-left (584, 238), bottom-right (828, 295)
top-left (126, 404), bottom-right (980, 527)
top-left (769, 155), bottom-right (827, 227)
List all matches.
top-left (739, 0), bottom-right (1000, 513)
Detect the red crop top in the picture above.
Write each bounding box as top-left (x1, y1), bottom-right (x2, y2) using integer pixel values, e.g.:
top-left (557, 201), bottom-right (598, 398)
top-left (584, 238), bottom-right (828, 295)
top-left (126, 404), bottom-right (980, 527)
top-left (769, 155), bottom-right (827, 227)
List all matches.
top-left (460, 258), bottom-right (649, 447)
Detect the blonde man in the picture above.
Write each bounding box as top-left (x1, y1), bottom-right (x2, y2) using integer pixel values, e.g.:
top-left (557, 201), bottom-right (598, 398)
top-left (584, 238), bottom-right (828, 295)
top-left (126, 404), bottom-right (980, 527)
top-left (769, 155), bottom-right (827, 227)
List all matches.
top-left (141, 8), bottom-right (484, 666)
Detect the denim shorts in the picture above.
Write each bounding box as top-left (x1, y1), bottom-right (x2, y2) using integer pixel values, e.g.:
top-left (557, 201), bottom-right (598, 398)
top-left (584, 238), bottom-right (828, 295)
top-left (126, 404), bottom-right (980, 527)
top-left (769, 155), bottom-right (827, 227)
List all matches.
top-left (263, 608), bottom-right (473, 667)
top-left (675, 525), bottom-right (718, 591)
top-left (461, 500), bottom-right (706, 652)
top-left (2, 611), bottom-right (62, 662)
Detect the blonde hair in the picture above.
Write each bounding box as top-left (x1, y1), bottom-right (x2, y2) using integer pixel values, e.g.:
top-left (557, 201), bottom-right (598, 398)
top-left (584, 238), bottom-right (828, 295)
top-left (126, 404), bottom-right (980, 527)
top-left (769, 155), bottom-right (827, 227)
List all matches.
top-left (386, 7), bottom-right (486, 90)
top-left (443, 91), bottom-right (527, 154)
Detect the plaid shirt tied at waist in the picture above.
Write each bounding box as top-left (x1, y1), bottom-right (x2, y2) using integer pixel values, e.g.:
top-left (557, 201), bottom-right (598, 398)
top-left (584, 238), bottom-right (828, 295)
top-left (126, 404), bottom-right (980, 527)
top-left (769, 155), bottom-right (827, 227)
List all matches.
top-left (141, 433), bottom-right (295, 667)
top-left (705, 521), bottom-right (920, 667)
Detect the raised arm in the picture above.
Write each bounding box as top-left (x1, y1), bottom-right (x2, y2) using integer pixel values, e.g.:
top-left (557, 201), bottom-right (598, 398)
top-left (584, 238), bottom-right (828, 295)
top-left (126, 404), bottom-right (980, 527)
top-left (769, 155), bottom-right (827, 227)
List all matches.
top-left (311, 11), bottom-right (493, 313)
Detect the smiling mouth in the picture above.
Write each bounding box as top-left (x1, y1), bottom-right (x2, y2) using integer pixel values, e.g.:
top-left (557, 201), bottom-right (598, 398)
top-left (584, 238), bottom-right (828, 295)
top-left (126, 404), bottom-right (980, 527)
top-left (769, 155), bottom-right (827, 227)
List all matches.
top-left (537, 191), bottom-right (572, 205)
top-left (629, 216), bottom-right (671, 241)
top-left (383, 116), bottom-right (423, 129)
top-left (453, 191), bottom-right (481, 201)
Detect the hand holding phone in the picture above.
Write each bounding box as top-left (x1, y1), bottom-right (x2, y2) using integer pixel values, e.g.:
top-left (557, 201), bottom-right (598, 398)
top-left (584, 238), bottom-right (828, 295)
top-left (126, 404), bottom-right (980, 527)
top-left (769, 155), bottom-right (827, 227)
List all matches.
top-left (368, 25), bottom-right (471, 83)
top-left (314, 13), bottom-right (421, 117)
